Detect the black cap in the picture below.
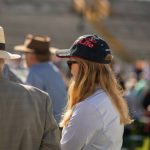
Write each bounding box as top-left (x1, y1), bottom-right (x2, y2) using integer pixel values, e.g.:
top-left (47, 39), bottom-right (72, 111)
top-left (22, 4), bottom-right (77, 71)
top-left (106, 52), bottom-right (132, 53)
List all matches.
top-left (56, 35), bottom-right (113, 64)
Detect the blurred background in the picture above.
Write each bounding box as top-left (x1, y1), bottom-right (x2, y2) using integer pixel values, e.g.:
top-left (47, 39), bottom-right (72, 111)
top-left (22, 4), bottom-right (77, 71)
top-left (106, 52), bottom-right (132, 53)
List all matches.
top-left (0, 0), bottom-right (150, 149)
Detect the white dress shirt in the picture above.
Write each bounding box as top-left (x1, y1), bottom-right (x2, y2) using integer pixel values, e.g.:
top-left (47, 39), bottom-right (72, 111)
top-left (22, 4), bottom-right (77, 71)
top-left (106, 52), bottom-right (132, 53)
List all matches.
top-left (61, 89), bottom-right (124, 150)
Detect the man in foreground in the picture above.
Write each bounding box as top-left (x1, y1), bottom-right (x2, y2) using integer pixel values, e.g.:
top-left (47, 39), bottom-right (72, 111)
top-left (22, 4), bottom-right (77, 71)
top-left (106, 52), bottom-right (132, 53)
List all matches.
top-left (0, 26), bottom-right (60, 150)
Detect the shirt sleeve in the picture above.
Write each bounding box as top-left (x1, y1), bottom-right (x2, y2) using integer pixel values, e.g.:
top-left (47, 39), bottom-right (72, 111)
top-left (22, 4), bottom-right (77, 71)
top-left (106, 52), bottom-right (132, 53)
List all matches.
top-left (40, 95), bottom-right (61, 150)
top-left (61, 103), bottom-right (99, 150)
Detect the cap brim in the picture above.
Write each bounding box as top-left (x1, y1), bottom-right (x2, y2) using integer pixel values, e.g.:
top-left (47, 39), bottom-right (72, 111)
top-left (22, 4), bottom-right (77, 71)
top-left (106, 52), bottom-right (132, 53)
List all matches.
top-left (0, 50), bottom-right (21, 59)
top-left (14, 45), bottom-right (34, 53)
top-left (55, 49), bottom-right (71, 58)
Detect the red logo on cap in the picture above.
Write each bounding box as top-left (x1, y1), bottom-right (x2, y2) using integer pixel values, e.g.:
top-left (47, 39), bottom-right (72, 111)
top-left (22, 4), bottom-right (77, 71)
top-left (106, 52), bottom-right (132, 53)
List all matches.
top-left (78, 37), bottom-right (96, 48)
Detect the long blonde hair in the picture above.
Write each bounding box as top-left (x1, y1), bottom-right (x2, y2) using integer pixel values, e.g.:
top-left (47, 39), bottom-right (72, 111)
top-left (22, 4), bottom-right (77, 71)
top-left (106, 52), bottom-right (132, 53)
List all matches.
top-left (60, 59), bottom-right (132, 127)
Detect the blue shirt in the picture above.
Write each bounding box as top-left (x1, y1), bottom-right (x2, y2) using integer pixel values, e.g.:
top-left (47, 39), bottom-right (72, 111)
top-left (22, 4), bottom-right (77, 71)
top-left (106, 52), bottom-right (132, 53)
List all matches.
top-left (61, 89), bottom-right (124, 150)
top-left (27, 62), bottom-right (67, 122)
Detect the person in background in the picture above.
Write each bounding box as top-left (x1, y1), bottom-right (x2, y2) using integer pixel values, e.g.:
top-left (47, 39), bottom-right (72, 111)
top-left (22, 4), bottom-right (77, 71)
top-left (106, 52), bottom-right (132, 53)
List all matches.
top-left (14, 34), bottom-right (67, 122)
top-left (2, 64), bottom-right (23, 83)
top-left (50, 47), bottom-right (70, 88)
top-left (0, 26), bottom-right (60, 150)
top-left (4, 55), bottom-right (29, 83)
top-left (56, 35), bottom-right (132, 150)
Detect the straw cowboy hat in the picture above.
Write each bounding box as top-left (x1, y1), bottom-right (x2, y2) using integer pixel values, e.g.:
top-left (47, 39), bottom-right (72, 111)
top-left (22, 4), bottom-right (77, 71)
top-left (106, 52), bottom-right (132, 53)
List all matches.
top-left (14, 34), bottom-right (58, 55)
top-left (0, 26), bottom-right (21, 59)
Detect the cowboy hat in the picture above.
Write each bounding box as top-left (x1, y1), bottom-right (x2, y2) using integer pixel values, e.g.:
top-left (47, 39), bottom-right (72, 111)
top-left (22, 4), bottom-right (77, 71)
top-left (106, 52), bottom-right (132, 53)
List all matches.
top-left (14, 34), bottom-right (59, 55)
top-left (0, 26), bottom-right (21, 59)
top-left (50, 47), bottom-right (58, 54)
top-left (14, 34), bottom-right (58, 55)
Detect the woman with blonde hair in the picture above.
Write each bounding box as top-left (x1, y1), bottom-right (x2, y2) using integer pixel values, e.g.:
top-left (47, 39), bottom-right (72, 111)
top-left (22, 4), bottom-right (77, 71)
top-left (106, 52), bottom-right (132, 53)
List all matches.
top-left (56, 35), bottom-right (132, 150)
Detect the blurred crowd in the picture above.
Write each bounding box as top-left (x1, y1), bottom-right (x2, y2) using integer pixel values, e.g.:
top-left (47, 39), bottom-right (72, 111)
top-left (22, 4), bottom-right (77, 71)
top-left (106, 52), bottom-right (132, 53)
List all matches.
top-left (113, 60), bottom-right (150, 150)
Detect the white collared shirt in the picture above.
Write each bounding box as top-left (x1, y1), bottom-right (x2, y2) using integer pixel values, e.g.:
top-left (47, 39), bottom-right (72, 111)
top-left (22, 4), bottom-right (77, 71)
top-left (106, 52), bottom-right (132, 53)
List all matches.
top-left (61, 89), bottom-right (124, 150)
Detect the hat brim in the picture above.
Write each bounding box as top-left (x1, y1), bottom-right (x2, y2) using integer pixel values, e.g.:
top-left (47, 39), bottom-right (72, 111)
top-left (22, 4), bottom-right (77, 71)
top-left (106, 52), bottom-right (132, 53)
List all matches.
top-left (15, 45), bottom-right (54, 54)
top-left (14, 45), bottom-right (34, 53)
top-left (55, 49), bottom-right (71, 58)
top-left (0, 50), bottom-right (21, 59)
top-left (49, 47), bottom-right (59, 54)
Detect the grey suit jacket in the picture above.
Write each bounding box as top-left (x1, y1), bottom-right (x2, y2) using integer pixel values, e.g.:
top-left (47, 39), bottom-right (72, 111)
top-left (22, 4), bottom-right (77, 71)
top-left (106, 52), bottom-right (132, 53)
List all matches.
top-left (0, 77), bottom-right (61, 150)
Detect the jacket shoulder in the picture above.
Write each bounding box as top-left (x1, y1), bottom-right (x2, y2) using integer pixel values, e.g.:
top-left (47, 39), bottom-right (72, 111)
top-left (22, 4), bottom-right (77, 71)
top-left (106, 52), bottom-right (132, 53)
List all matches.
top-left (19, 83), bottom-right (49, 97)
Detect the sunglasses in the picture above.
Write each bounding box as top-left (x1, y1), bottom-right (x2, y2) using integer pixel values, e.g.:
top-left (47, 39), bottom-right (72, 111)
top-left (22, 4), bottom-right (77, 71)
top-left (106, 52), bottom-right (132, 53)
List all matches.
top-left (67, 60), bottom-right (78, 69)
